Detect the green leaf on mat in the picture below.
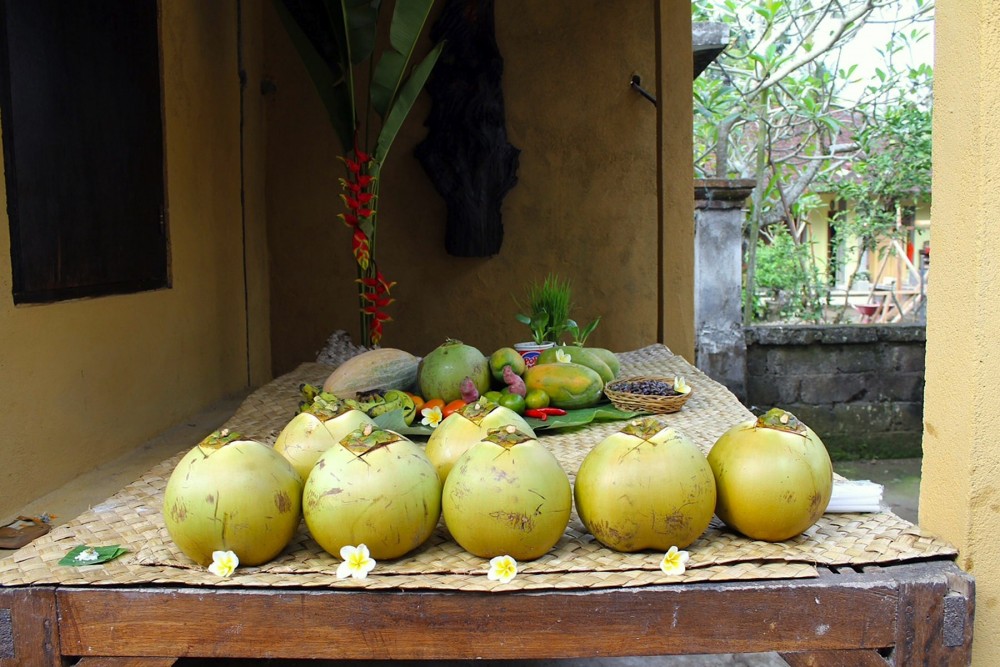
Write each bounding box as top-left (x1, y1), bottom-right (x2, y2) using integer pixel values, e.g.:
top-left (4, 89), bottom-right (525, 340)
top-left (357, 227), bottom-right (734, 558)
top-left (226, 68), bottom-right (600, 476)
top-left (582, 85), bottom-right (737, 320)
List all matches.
top-left (524, 404), bottom-right (647, 430)
top-left (59, 544), bottom-right (127, 566)
top-left (371, 404), bottom-right (646, 438)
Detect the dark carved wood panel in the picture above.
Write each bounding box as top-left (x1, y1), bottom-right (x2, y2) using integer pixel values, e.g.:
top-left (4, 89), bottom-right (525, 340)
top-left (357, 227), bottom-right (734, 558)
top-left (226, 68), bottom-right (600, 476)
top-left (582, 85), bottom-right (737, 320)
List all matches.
top-left (416, 0), bottom-right (519, 257)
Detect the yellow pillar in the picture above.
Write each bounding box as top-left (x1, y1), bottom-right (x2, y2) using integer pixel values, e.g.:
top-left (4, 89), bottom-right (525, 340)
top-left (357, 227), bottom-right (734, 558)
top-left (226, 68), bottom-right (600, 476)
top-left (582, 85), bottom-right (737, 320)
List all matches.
top-left (921, 1), bottom-right (1000, 663)
top-left (655, 1), bottom-right (695, 362)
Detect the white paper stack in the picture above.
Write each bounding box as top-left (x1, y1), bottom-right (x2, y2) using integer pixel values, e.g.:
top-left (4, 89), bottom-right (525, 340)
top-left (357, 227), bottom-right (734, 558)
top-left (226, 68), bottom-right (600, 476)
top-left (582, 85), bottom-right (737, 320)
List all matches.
top-left (825, 479), bottom-right (886, 513)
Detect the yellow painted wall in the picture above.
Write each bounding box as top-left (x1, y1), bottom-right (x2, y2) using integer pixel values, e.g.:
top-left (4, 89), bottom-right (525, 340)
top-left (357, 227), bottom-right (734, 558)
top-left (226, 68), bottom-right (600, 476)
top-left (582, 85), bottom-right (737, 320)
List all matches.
top-left (264, 1), bottom-right (693, 372)
top-left (0, 2), bottom-right (267, 520)
top-left (921, 0), bottom-right (999, 664)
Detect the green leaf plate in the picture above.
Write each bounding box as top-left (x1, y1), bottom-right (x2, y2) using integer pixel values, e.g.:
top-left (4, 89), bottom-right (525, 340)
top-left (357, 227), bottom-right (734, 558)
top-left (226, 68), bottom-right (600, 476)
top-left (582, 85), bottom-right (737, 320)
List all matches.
top-left (372, 404), bottom-right (646, 438)
top-left (59, 544), bottom-right (128, 567)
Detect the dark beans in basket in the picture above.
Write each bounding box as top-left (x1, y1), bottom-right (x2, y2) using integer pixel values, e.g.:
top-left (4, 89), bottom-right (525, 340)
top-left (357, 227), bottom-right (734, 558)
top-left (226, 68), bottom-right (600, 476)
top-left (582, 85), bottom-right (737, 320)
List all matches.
top-left (609, 379), bottom-right (683, 397)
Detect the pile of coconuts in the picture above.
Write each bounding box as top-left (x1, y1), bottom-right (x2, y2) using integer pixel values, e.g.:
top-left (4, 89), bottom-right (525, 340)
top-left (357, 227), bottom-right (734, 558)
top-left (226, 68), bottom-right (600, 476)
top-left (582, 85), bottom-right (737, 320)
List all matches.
top-left (162, 340), bottom-right (833, 572)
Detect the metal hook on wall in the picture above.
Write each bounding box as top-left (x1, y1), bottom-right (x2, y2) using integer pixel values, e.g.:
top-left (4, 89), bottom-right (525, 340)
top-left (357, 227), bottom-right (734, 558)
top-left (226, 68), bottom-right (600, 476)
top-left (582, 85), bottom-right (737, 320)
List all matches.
top-left (630, 75), bottom-right (656, 106)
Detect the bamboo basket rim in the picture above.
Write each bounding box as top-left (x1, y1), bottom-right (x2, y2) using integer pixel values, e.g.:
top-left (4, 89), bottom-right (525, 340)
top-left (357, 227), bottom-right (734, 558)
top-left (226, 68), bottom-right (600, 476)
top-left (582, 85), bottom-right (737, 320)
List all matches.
top-left (604, 376), bottom-right (692, 414)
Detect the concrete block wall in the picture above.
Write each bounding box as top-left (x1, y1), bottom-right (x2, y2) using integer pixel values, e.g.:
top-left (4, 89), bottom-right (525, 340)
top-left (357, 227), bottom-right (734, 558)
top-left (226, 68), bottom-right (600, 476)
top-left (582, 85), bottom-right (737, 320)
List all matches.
top-left (744, 325), bottom-right (925, 460)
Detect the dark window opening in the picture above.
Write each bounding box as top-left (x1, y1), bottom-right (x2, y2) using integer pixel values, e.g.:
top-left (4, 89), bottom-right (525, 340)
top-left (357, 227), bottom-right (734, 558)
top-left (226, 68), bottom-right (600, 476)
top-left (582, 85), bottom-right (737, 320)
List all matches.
top-left (0, 0), bottom-right (168, 304)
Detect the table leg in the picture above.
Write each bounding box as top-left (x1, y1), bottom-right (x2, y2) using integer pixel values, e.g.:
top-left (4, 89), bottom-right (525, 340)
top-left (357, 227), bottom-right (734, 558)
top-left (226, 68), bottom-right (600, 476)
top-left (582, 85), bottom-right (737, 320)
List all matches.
top-left (891, 567), bottom-right (975, 666)
top-left (0, 587), bottom-right (59, 667)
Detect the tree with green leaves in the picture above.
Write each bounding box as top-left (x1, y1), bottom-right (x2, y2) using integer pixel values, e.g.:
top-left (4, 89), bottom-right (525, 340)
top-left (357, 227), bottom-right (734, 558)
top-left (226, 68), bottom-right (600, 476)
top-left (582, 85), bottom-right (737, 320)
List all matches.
top-left (826, 99), bottom-right (931, 320)
top-left (276, 0), bottom-right (444, 346)
top-left (692, 0), bottom-right (933, 322)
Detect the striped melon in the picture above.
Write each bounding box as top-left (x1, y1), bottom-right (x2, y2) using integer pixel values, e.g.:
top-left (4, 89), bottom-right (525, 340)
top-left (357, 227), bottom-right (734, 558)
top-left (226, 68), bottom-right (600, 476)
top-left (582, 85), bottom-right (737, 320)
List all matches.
top-left (322, 348), bottom-right (420, 398)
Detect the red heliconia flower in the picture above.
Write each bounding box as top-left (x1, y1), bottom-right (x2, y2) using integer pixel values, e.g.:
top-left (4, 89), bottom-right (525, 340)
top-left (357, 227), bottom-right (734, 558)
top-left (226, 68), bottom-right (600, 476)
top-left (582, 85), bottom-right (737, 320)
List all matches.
top-left (339, 137), bottom-right (392, 347)
top-left (352, 230), bottom-right (371, 270)
top-left (359, 289), bottom-right (394, 306)
top-left (340, 155), bottom-right (362, 174)
top-left (374, 271), bottom-right (396, 293)
top-left (370, 319), bottom-right (385, 346)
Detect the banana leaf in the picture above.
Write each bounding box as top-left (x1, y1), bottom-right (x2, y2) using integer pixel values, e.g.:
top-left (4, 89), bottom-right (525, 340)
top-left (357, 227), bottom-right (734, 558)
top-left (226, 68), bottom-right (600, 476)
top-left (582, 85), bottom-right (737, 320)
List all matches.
top-left (273, 0), bottom-right (357, 149)
top-left (372, 404), bottom-right (646, 439)
top-left (375, 41), bottom-right (444, 163)
top-left (343, 0), bottom-right (381, 66)
top-left (370, 0), bottom-right (435, 119)
top-left (278, 0), bottom-right (440, 164)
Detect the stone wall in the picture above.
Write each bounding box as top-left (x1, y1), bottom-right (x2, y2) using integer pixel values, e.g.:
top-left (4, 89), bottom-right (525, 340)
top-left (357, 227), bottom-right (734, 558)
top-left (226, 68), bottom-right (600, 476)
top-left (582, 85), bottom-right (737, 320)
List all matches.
top-left (744, 325), bottom-right (925, 460)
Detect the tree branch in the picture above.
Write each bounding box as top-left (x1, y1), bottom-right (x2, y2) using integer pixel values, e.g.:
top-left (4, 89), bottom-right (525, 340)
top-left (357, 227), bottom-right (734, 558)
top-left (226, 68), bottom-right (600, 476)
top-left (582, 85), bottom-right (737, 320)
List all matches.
top-left (747, 1), bottom-right (877, 101)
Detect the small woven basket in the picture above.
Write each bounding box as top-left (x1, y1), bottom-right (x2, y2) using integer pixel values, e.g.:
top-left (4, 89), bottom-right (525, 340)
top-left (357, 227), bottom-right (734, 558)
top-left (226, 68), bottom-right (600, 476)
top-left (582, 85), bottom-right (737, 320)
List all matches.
top-left (604, 376), bottom-right (692, 414)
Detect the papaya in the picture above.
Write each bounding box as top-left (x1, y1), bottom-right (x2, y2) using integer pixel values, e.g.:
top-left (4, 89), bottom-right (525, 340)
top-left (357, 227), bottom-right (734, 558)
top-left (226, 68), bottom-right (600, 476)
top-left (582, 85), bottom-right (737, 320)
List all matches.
top-left (538, 346), bottom-right (614, 384)
top-left (586, 347), bottom-right (620, 379)
top-left (523, 362), bottom-right (604, 409)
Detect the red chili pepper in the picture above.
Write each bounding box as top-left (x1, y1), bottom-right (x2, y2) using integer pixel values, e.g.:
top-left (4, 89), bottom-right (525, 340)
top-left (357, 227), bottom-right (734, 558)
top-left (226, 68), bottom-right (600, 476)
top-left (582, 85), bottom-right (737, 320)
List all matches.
top-left (525, 407), bottom-right (568, 420)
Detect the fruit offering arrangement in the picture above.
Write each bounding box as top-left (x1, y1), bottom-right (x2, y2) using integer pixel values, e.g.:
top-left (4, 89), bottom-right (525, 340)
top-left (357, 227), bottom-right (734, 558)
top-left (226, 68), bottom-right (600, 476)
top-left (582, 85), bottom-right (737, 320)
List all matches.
top-left (160, 337), bottom-right (834, 574)
top-left (319, 340), bottom-right (640, 434)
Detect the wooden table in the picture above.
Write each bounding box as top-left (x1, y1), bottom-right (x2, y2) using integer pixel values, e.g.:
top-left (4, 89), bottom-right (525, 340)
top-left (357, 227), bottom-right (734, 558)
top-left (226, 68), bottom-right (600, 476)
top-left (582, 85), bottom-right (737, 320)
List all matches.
top-left (0, 557), bottom-right (973, 666)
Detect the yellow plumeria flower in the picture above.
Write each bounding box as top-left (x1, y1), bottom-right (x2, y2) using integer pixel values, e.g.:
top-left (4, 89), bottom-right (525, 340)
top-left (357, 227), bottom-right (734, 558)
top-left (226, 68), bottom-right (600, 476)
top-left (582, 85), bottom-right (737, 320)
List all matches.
top-left (673, 377), bottom-right (691, 395)
top-left (659, 546), bottom-right (690, 576)
top-left (337, 544), bottom-right (376, 580)
top-left (420, 405), bottom-right (444, 428)
top-left (555, 349), bottom-right (572, 363)
top-left (208, 550), bottom-right (239, 577)
top-left (487, 554), bottom-right (518, 584)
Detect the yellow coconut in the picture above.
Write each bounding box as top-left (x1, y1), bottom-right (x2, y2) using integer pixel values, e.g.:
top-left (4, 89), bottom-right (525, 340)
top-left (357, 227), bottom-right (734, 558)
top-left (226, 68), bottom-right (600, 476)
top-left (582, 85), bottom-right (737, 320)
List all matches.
top-left (575, 417), bottom-right (716, 551)
top-left (442, 425), bottom-right (571, 560)
top-left (425, 399), bottom-right (535, 482)
top-left (162, 429), bottom-right (303, 566)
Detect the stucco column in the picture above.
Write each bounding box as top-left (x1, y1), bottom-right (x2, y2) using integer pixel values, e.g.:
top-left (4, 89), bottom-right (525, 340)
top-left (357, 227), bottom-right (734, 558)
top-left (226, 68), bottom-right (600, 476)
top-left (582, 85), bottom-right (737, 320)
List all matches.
top-left (921, 2), bottom-right (1000, 664)
top-left (655, 1), bottom-right (695, 362)
top-left (693, 179), bottom-right (754, 401)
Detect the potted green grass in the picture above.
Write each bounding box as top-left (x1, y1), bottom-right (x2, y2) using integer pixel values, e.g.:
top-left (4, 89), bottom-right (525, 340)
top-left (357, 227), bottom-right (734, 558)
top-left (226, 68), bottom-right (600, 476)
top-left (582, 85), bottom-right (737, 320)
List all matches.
top-left (514, 274), bottom-right (599, 366)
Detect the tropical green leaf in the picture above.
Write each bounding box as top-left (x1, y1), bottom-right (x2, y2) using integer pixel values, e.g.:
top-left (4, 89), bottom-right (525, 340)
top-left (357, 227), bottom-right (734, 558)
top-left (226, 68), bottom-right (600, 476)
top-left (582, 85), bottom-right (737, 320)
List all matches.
top-left (371, 403), bottom-right (646, 438)
top-left (342, 0), bottom-right (381, 65)
top-left (59, 545), bottom-right (128, 567)
top-left (370, 0), bottom-right (436, 119)
top-left (375, 41), bottom-right (445, 163)
top-left (274, 0), bottom-right (355, 149)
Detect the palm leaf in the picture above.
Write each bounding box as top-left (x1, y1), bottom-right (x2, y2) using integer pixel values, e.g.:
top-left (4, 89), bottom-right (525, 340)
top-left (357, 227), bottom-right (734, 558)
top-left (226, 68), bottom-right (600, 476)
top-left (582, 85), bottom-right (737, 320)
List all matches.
top-left (375, 41), bottom-right (444, 163)
top-left (369, 0), bottom-right (436, 120)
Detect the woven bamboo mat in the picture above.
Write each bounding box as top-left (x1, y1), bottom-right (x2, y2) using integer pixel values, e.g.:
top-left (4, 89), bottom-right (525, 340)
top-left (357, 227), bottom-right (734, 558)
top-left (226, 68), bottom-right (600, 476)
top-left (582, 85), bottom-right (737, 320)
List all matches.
top-left (0, 345), bottom-right (956, 591)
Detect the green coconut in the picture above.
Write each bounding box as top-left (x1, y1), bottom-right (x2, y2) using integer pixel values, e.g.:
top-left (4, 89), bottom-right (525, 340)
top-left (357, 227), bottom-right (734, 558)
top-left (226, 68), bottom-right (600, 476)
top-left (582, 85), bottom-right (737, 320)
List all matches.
top-left (417, 339), bottom-right (490, 402)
